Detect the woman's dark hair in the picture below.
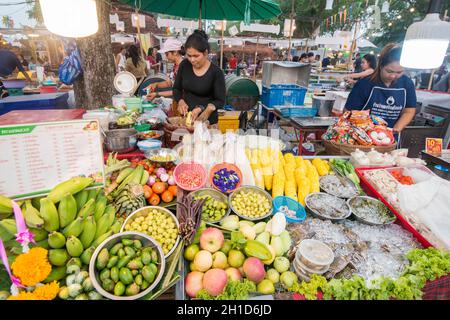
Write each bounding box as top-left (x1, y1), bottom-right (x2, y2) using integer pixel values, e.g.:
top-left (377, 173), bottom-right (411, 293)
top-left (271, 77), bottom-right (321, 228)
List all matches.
top-left (307, 52), bottom-right (314, 58)
top-left (147, 47), bottom-right (153, 57)
top-left (185, 29), bottom-right (210, 53)
top-left (169, 46), bottom-right (185, 56)
top-left (128, 45), bottom-right (141, 68)
top-left (370, 43), bottom-right (402, 83)
top-left (362, 53), bottom-right (377, 70)
top-left (300, 53), bottom-right (308, 60)
top-left (292, 56), bottom-right (300, 62)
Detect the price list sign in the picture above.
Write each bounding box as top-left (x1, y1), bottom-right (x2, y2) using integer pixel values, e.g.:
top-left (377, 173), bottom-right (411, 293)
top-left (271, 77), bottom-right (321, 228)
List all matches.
top-left (0, 120), bottom-right (105, 199)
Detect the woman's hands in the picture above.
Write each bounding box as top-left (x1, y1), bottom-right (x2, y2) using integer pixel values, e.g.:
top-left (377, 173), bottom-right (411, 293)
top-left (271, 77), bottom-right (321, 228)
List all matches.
top-left (190, 104), bottom-right (216, 122)
top-left (177, 99), bottom-right (189, 116)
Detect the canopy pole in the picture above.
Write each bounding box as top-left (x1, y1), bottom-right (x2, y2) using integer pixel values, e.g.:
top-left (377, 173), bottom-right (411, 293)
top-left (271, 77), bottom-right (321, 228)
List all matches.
top-left (253, 36), bottom-right (259, 80)
top-left (198, 0), bottom-right (202, 30)
top-left (287, 0), bottom-right (295, 61)
top-left (220, 20), bottom-right (225, 71)
top-left (348, 19), bottom-right (360, 70)
top-left (135, 9), bottom-right (146, 59)
top-left (428, 69), bottom-right (436, 90)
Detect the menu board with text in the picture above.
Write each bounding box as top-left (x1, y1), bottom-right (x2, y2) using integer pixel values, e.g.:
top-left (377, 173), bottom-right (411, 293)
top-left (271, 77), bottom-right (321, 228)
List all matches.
top-left (0, 120), bottom-right (105, 199)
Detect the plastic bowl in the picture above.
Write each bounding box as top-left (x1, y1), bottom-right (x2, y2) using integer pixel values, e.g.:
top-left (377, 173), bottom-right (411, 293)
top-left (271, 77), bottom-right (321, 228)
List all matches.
top-left (209, 163), bottom-right (243, 194)
top-left (187, 188), bottom-right (231, 223)
top-left (89, 231), bottom-right (165, 300)
top-left (229, 185), bottom-right (273, 221)
top-left (121, 206), bottom-right (180, 259)
top-left (272, 196), bottom-right (307, 223)
top-left (296, 239), bottom-right (335, 270)
top-left (173, 161), bottom-right (207, 191)
top-left (137, 139), bottom-right (162, 152)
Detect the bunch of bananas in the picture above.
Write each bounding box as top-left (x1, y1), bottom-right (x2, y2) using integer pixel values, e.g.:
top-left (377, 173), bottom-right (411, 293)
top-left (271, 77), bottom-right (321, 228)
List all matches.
top-left (0, 177), bottom-right (122, 285)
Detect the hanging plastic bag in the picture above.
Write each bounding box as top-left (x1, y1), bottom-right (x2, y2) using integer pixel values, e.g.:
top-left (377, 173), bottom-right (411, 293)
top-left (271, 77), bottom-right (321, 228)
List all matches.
top-left (58, 43), bottom-right (83, 85)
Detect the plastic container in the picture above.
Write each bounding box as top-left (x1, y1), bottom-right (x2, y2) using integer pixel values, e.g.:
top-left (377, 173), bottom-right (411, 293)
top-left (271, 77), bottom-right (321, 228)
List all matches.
top-left (272, 196), bottom-right (306, 223)
top-left (137, 139), bottom-right (162, 152)
top-left (275, 106), bottom-right (318, 118)
top-left (89, 231), bottom-right (165, 300)
top-left (6, 88), bottom-right (23, 96)
top-left (355, 167), bottom-right (433, 248)
top-left (125, 97), bottom-right (142, 112)
top-left (209, 163), bottom-right (243, 194)
top-left (2, 79), bottom-right (26, 89)
top-left (0, 92), bottom-right (69, 116)
top-left (296, 239), bottom-right (335, 270)
top-left (173, 162), bottom-right (208, 191)
top-left (261, 84), bottom-right (307, 108)
top-left (39, 85), bottom-right (57, 94)
top-left (82, 110), bottom-right (111, 132)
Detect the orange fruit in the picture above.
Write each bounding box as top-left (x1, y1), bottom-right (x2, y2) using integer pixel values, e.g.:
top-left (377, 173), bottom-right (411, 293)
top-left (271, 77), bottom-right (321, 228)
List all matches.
top-left (149, 193), bottom-right (160, 206)
top-left (168, 186), bottom-right (177, 197)
top-left (152, 182), bottom-right (166, 194)
top-left (161, 190), bottom-right (174, 203)
top-left (143, 185), bottom-right (153, 199)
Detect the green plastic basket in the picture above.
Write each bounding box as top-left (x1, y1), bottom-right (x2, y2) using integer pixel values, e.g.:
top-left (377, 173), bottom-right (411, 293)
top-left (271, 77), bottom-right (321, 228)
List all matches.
top-left (125, 97), bottom-right (142, 112)
top-left (7, 88), bottom-right (24, 96)
top-left (134, 123), bottom-right (151, 132)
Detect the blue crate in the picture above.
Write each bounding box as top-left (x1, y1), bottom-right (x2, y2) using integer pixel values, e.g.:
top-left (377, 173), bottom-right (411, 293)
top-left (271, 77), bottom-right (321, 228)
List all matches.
top-left (0, 93), bottom-right (69, 115)
top-left (276, 106), bottom-right (318, 118)
top-left (261, 84), bottom-right (307, 108)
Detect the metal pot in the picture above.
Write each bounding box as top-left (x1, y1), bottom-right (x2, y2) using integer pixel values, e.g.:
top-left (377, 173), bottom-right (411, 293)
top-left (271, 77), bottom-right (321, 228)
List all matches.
top-left (104, 128), bottom-right (137, 153)
top-left (312, 95), bottom-right (335, 117)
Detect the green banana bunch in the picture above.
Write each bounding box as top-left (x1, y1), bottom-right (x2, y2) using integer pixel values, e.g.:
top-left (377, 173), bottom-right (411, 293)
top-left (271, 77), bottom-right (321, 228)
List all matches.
top-left (91, 230), bottom-right (113, 248)
top-left (29, 227), bottom-right (49, 242)
top-left (58, 194), bottom-right (77, 228)
top-left (116, 167), bottom-right (134, 184)
top-left (62, 217), bottom-right (84, 238)
top-left (39, 198), bottom-right (60, 232)
top-left (140, 170), bottom-right (150, 185)
top-left (47, 177), bottom-right (93, 204)
top-left (48, 231), bottom-right (66, 249)
top-left (74, 190), bottom-right (89, 212)
top-left (66, 236), bottom-right (84, 257)
top-left (0, 219), bottom-right (17, 241)
top-left (87, 188), bottom-right (101, 203)
top-left (94, 207), bottom-right (115, 240)
top-left (112, 165), bottom-right (144, 197)
top-left (80, 216), bottom-right (96, 249)
top-left (93, 196), bottom-right (107, 222)
top-left (0, 194), bottom-right (13, 217)
top-left (23, 200), bottom-right (44, 229)
top-left (77, 198), bottom-right (95, 219)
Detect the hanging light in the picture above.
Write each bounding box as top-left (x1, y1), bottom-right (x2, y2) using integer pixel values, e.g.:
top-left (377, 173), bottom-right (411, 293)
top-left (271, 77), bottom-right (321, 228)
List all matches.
top-left (40, 0), bottom-right (98, 38)
top-left (325, 0), bottom-right (334, 10)
top-left (388, 22), bottom-right (393, 27)
top-left (397, 15), bottom-right (402, 19)
top-left (410, 8), bottom-right (415, 13)
top-left (400, 0), bottom-right (450, 69)
top-left (381, 1), bottom-right (390, 13)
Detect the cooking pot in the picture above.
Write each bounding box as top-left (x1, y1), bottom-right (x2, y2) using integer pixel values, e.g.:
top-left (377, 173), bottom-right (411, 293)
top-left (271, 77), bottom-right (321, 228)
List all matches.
top-left (312, 95), bottom-right (334, 117)
top-left (104, 128), bottom-right (137, 153)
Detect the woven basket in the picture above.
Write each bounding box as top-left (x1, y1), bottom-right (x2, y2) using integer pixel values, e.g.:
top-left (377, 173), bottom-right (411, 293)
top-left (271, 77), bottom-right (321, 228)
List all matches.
top-left (323, 140), bottom-right (397, 156)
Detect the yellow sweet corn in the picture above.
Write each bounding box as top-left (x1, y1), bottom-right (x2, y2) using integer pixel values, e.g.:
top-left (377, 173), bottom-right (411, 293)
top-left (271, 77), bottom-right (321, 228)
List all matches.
top-left (295, 156), bottom-right (305, 168)
top-left (323, 160), bottom-right (330, 171)
top-left (284, 180), bottom-right (297, 201)
top-left (297, 176), bottom-right (311, 206)
top-left (253, 168), bottom-right (265, 190)
top-left (272, 172), bottom-right (285, 198)
top-left (294, 167), bottom-right (307, 187)
top-left (312, 158), bottom-right (329, 176)
top-left (262, 166), bottom-right (273, 191)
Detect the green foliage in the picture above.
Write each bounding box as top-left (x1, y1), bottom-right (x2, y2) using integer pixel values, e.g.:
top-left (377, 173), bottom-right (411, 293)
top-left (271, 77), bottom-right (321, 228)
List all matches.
top-left (196, 280), bottom-right (257, 300)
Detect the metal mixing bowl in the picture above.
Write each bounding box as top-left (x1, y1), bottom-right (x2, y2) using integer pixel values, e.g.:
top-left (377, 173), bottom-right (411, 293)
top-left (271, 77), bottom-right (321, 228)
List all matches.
top-left (89, 231), bottom-right (165, 300)
top-left (104, 128), bottom-right (137, 153)
top-left (188, 188), bottom-right (231, 224)
top-left (229, 185), bottom-right (273, 221)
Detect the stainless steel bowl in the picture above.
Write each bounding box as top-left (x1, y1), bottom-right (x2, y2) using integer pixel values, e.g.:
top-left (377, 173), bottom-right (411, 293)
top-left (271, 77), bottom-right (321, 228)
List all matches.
top-left (305, 192), bottom-right (352, 222)
top-left (188, 188), bottom-right (231, 224)
top-left (347, 196), bottom-right (396, 226)
top-left (89, 231), bottom-right (165, 300)
top-left (104, 128), bottom-right (137, 153)
top-left (229, 185), bottom-right (273, 221)
top-left (121, 206), bottom-right (180, 259)
top-left (319, 174), bottom-right (359, 199)
top-left (144, 148), bottom-right (180, 164)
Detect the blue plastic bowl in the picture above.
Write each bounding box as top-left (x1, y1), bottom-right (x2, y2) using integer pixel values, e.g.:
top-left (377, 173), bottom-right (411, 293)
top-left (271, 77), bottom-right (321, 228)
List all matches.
top-left (273, 196), bottom-right (307, 223)
top-left (137, 138), bottom-right (162, 152)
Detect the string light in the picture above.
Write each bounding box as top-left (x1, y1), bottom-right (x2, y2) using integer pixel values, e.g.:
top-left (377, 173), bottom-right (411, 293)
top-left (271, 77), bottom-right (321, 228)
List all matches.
top-left (410, 8), bottom-right (415, 13)
top-left (388, 22), bottom-right (393, 27)
top-left (397, 15), bottom-right (402, 19)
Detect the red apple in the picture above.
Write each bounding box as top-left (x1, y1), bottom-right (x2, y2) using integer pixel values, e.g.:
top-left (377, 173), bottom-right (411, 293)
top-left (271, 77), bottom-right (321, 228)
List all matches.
top-left (199, 227), bottom-right (224, 253)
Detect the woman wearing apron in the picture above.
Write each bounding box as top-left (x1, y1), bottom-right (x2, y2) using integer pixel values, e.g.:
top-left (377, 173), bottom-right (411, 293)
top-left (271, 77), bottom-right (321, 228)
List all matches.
top-left (345, 44), bottom-right (417, 139)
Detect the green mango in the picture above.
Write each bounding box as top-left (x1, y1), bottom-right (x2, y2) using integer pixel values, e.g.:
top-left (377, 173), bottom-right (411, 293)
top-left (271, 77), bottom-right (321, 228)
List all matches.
top-left (119, 267), bottom-right (133, 285)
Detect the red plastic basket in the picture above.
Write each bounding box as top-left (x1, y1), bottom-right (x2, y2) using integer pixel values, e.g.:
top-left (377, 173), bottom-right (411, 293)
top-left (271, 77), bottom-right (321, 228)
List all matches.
top-left (173, 161), bottom-right (207, 191)
top-left (209, 162), bottom-right (243, 194)
top-left (355, 166), bottom-right (433, 248)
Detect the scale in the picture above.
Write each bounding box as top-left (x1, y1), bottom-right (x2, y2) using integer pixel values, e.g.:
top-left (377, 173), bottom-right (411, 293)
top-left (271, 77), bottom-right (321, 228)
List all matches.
top-left (112, 71), bottom-right (138, 108)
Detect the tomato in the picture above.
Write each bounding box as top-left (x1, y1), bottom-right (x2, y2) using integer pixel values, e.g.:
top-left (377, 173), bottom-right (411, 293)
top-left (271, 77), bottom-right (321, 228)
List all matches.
top-left (149, 193), bottom-right (160, 206)
top-left (147, 166), bottom-right (154, 174)
top-left (143, 185), bottom-right (153, 199)
top-left (161, 190), bottom-right (174, 203)
top-left (168, 186), bottom-right (177, 197)
top-left (152, 182), bottom-right (166, 194)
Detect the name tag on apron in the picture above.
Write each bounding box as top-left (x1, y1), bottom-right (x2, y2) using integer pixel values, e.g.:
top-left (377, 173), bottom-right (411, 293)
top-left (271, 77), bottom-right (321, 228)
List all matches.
top-left (363, 87), bottom-right (406, 128)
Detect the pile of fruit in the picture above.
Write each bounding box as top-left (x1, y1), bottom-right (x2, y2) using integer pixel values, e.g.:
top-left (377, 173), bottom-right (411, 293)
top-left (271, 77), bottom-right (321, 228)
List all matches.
top-left (0, 177), bottom-right (123, 300)
top-left (94, 238), bottom-right (161, 297)
top-left (245, 149), bottom-right (329, 206)
top-left (193, 194), bottom-right (228, 222)
top-left (58, 265), bottom-right (102, 300)
top-left (122, 207), bottom-right (179, 256)
top-left (184, 212), bottom-right (294, 298)
top-left (230, 188), bottom-right (271, 219)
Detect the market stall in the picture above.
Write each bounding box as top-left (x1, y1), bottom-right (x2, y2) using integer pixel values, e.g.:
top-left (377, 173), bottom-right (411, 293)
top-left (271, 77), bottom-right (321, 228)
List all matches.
top-left (0, 107), bottom-right (449, 301)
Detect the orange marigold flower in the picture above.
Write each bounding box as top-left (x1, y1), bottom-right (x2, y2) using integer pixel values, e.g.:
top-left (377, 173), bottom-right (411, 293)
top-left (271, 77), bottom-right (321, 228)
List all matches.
top-left (11, 247), bottom-right (52, 286)
top-left (7, 282), bottom-right (60, 300)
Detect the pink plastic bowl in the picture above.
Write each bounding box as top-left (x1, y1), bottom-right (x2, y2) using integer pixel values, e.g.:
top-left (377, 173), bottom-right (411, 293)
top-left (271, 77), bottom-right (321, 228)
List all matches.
top-left (173, 162), bottom-right (207, 191)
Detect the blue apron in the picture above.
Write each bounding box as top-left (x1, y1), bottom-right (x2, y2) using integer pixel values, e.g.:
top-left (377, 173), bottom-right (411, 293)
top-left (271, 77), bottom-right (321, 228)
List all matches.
top-left (362, 86), bottom-right (407, 129)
